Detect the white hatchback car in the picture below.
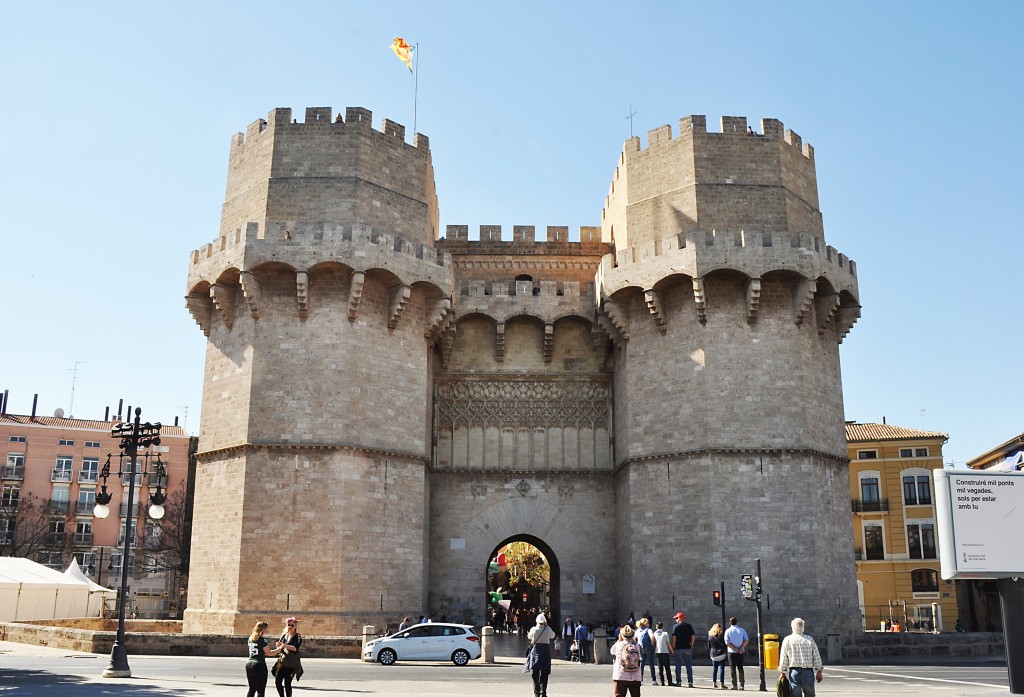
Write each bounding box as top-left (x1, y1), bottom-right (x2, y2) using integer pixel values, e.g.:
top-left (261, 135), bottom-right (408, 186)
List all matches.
top-left (364, 623), bottom-right (481, 666)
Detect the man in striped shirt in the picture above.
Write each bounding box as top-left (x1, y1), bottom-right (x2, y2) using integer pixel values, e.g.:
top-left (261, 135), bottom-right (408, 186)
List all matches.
top-left (778, 618), bottom-right (824, 697)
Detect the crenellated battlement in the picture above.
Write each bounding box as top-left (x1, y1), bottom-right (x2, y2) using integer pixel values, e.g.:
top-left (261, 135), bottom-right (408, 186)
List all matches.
top-left (615, 115), bottom-right (814, 161)
top-left (187, 220), bottom-right (453, 295)
top-left (603, 114), bottom-right (824, 251)
top-left (440, 224), bottom-right (605, 244)
top-left (597, 227), bottom-right (858, 304)
top-left (228, 105), bottom-right (429, 152)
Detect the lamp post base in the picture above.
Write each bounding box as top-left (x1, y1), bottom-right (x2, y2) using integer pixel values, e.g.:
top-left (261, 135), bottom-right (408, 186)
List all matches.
top-left (102, 641), bottom-right (131, 678)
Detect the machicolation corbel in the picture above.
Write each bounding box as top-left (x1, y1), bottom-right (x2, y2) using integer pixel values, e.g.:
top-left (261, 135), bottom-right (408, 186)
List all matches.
top-left (186, 295), bottom-right (212, 337)
top-left (644, 289), bottom-right (667, 334)
top-left (746, 279), bottom-right (762, 324)
top-left (210, 283), bottom-right (235, 330)
top-left (495, 322), bottom-right (506, 362)
top-left (692, 279), bottom-right (708, 325)
top-left (816, 293), bottom-right (840, 335)
top-left (295, 272), bottom-right (309, 320)
top-left (388, 285), bottom-right (412, 330)
top-left (794, 280), bottom-right (815, 326)
top-left (347, 272), bottom-right (365, 322)
top-left (239, 271), bottom-right (261, 321)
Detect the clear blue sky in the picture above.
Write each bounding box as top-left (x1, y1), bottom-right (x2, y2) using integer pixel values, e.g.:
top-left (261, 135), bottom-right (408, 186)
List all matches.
top-left (2, 2), bottom-right (1020, 466)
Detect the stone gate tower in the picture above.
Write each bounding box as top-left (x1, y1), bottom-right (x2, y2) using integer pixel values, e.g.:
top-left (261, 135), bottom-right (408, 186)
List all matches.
top-left (186, 107), bottom-right (862, 637)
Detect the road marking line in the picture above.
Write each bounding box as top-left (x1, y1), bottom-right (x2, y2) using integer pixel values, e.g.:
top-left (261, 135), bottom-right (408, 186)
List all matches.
top-left (828, 667), bottom-right (1004, 689)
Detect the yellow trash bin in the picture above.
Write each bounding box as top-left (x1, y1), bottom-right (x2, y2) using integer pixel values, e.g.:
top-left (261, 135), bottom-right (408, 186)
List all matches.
top-left (763, 633), bottom-right (780, 670)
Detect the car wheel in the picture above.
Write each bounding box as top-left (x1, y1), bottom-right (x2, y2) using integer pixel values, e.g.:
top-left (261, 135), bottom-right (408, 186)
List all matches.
top-left (378, 648), bottom-right (397, 665)
top-left (452, 648), bottom-right (470, 666)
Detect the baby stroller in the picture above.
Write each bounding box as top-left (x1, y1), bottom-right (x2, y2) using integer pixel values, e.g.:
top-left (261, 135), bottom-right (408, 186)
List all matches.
top-left (569, 639), bottom-right (580, 662)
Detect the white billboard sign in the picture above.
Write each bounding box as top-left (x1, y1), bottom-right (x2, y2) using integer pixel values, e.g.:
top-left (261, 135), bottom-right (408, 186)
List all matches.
top-left (934, 469), bottom-right (1024, 579)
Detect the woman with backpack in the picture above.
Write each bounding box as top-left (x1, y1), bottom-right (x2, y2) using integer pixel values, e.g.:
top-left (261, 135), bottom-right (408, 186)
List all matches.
top-left (610, 624), bottom-right (643, 697)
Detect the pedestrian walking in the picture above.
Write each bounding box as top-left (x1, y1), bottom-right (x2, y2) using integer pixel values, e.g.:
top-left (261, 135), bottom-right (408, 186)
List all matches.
top-left (670, 611), bottom-right (696, 687)
top-left (724, 616), bottom-right (750, 690)
top-left (245, 621), bottom-right (284, 697)
top-left (610, 624), bottom-right (643, 697)
top-left (527, 612), bottom-right (556, 697)
top-left (778, 618), bottom-right (823, 697)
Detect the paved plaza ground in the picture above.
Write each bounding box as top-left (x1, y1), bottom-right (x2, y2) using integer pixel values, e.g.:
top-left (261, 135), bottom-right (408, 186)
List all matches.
top-left (0, 638), bottom-right (1013, 697)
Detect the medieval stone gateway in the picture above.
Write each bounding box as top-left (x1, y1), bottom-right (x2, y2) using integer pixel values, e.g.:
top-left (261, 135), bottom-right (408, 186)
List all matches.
top-left (184, 106), bottom-right (861, 638)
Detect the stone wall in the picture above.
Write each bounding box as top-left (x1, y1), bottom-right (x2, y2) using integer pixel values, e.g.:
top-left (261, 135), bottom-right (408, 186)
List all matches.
top-left (0, 622), bottom-right (362, 657)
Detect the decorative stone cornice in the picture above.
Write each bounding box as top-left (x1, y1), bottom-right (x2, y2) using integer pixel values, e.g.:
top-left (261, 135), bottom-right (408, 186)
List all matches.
top-left (196, 441), bottom-right (429, 463)
top-left (618, 446), bottom-right (850, 471)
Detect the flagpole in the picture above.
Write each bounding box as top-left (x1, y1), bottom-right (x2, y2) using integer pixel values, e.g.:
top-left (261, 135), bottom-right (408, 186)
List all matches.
top-left (413, 42), bottom-right (419, 136)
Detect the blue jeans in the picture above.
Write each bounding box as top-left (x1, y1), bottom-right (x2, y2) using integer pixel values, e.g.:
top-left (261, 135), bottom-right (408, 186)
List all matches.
top-left (640, 647), bottom-right (657, 682)
top-left (787, 668), bottom-right (816, 697)
top-left (674, 649), bottom-right (693, 685)
top-left (712, 657), bottom-right (726, 684)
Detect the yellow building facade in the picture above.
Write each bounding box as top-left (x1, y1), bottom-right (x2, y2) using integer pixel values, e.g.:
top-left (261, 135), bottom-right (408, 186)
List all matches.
top-left (846, 422), bottom-right (962, 632)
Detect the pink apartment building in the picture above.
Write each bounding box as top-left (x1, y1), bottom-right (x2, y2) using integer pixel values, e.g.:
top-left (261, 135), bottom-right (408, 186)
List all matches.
top-left (0, 394), bottom-right (193, 618)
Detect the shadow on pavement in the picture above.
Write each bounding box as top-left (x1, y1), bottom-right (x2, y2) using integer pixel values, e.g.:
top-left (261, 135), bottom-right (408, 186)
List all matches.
top-left (0, 669), bottom-right (211, 695)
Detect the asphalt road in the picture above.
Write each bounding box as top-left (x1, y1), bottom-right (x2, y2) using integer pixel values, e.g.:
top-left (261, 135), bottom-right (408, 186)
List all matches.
top-left (0, 641), bottom-right (1012, 697)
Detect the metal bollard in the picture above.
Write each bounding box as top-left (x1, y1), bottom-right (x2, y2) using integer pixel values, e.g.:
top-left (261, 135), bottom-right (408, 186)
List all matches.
top-left (481, 625), bottom-right (495, 663)
top-left (592, 627), bottom-right (608, 664)
top-left (362, 625), bottom-right (376, 662)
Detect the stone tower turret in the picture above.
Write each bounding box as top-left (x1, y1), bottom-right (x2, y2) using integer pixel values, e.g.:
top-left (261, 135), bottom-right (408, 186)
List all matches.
top-left (184, 107), bottom-right (452, 634)
top-left (598, 115), bottom-right (861, 634)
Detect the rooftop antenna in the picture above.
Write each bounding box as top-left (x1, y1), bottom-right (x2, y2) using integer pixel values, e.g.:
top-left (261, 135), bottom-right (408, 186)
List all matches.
top-left (920, 408), bottom-right (926, 429)
top-left (626, 105), bottom-right (638, 137)
top-left (68, 361), bottom-right (86, 418)
top-left (177, 405), bottom-right (189, 432)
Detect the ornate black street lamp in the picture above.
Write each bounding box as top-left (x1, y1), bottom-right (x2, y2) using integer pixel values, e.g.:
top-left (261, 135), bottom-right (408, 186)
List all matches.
top-left (93, 407), bottom-right (164, 678)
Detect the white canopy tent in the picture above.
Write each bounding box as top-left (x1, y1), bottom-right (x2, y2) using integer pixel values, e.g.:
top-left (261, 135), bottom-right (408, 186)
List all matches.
top-left (0, 557), bottom-right (109, 622)
top-left (64, 558), bottom-right (116, 617)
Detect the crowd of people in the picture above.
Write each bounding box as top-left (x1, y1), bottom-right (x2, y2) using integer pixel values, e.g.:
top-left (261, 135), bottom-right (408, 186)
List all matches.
top-left (240, 607), bottom-right (826, 697)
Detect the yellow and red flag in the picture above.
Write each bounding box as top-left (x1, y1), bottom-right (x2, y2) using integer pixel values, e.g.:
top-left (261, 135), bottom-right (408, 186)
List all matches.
top-left (391, 37), bottom-right (414, 73)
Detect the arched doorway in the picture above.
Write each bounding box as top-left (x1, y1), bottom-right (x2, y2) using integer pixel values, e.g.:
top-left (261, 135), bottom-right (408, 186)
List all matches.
top-left (485, 535), bottom-right (561, 632)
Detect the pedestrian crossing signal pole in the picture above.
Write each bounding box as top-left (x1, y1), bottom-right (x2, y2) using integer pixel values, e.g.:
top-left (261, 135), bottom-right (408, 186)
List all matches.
top-left (754, 559), bottom-right (766, 692)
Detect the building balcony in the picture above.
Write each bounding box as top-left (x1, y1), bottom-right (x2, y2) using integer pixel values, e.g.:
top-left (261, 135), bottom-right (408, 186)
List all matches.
top-left (74, 533), bottom-right (93, 545)
top-left (46, 532), bottom-right (67, 545)
top-left (851, 497), bottom-right (890, 513)
top-left (79, 471), bottom-right (99, 484)
top-left (1, 464), bottom-right (25, 480)
top-left (119, 503), bottom-right (140, 518)
top-left (77, 501), bottom-right (96, 515)
top-left (48, 500), bottom-right (70, 514)
top-left (51, 469), bottom-right (73, 483)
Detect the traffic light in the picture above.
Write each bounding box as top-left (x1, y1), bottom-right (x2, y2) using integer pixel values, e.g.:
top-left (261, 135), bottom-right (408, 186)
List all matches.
top-left (712, 590), bottom-right (722, 607)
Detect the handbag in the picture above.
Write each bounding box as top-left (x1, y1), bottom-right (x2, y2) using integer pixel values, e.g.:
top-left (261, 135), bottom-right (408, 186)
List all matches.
top-left (522, 629), bottom-right (543, 674)
top-left (776, 672), bottom-right (792, 697)
top-left (279, 632), bottom-right (303, 673)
